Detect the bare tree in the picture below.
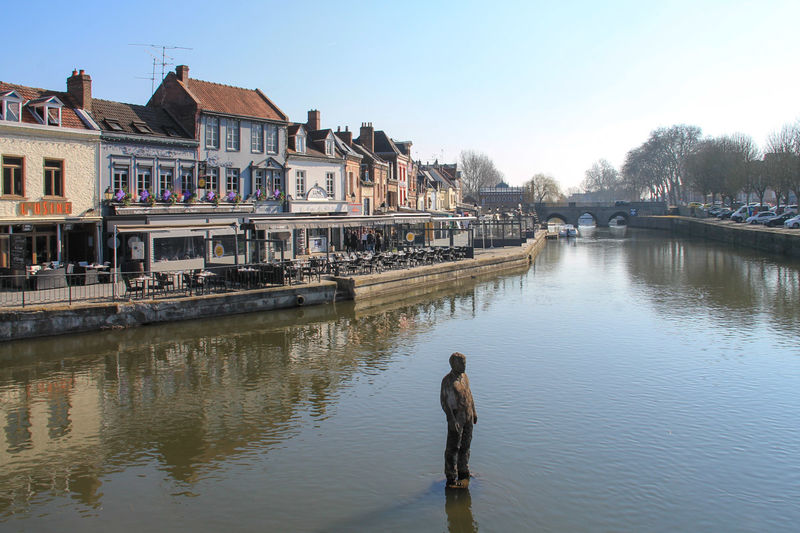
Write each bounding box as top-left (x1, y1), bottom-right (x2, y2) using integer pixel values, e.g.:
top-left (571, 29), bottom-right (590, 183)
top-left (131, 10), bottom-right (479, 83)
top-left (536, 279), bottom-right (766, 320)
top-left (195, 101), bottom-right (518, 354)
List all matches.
top-left (524, 173), bottom-right (563, 203)
top-left (459, 150), bottom-right (502, 197)
top-left (764, 124), bottom-right (799, 208)
top-left (582, 159), bottom-right (624, 202)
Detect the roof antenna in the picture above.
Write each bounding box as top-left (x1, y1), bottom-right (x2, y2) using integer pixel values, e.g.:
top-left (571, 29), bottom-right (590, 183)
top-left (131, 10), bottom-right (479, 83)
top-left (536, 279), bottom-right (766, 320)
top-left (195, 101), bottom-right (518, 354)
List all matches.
top-left (129, 43), bottom-right (193, 96)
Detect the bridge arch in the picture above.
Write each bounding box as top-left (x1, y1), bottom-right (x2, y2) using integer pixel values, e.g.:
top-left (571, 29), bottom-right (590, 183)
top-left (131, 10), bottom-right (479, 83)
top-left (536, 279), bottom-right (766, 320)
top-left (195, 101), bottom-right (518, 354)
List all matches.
top-left (607, 211), bottom-right (629, 225)
top-left (545, 213), bottom-right (570, 225)
top-left (577, 211), bottom-right (599, 226)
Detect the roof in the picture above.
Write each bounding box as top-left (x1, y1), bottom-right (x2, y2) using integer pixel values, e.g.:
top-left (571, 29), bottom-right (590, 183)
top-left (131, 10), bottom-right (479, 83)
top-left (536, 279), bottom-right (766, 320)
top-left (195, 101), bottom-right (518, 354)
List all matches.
top-left (352, 140), bottom-right (388, 165)
top-left (0, 81), bottom-right (92, 129)
top-left (90, 98), bottom-right (193, 139)
top-left (373, 130), bottom-right (401, 155)
top-left (183, 77), bottom-right (288, 121)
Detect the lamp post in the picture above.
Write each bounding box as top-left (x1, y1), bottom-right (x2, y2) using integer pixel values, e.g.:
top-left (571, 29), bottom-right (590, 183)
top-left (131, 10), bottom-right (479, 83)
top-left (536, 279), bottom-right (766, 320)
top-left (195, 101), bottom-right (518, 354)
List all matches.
top-left (104, 186), bottom-right (114, 204)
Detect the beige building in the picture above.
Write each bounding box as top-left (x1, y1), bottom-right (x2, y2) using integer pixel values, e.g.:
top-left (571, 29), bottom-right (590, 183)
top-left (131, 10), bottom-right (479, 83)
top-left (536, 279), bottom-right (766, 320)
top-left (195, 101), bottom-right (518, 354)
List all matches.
top-left (1, 74), bottom-right (101, 271)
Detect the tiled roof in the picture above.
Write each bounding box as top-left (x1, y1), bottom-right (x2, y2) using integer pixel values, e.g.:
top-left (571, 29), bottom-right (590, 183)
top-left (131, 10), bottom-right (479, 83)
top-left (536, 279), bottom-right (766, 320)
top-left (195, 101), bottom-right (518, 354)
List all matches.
top-left (90, 99), bottom-right (193, 139)
top-left (352, 141), bottom-right (388, 165)
top-left (0, 81), bottom-right (92, 130)
top-left (373, 130), bottom-right (401, 155)
top-left (185, 78), bottom-right (288, 121)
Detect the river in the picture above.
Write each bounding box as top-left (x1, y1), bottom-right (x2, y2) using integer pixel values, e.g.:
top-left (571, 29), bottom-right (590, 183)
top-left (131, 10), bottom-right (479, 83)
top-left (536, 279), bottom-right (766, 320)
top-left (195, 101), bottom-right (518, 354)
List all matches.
top-left (1, 228), bottom-right (799, 532)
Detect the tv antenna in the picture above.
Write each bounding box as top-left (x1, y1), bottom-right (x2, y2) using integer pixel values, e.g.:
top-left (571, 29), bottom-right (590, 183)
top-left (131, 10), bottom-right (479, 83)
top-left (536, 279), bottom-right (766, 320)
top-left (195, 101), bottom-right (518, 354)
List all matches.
top-left (129, 43), bottom-right (193, 92)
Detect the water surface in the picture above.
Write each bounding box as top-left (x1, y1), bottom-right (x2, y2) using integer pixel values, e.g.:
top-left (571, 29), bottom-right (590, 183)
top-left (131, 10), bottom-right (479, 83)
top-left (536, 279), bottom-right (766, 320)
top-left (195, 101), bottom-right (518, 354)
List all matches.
top-left (1, 229), bottom-right (799, 532)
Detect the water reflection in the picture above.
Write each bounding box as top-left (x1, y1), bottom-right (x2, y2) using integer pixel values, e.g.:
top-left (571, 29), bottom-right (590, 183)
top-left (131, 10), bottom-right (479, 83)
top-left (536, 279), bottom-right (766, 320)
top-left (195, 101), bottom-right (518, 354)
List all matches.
top-left (0, 272), bottom-right (515, 518)
top-left (445, 487), bottom-right (477, 533)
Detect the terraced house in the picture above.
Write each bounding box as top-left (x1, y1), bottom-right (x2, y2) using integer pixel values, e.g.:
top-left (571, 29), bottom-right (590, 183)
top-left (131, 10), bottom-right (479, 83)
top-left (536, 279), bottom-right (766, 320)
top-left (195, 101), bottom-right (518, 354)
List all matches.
top-left (0, 72), bottom-right (101, 272)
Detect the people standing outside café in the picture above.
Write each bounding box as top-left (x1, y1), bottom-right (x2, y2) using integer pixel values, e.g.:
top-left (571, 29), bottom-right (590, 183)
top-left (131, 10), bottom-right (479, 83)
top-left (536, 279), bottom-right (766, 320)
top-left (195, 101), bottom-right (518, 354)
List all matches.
top-left (361, 230), bottom-right (368, 251)
top-left (441, 352), bottom-right (477, 488)
top-left (375, 231), bottom-right (383, 253)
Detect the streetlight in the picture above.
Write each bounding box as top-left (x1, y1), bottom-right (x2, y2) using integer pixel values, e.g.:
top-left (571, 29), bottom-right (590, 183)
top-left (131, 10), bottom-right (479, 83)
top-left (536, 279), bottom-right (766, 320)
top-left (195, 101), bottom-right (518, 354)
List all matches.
top-left (104, 186), bottom-right (114, 204)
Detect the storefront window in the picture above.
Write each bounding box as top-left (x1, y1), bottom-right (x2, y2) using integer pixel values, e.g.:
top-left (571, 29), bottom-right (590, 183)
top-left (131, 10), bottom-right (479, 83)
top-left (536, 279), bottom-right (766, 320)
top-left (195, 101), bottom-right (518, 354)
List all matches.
top-left (153, 236), bottom-right (204, 262)
top-left (211, 235), bottom-right (244, 257)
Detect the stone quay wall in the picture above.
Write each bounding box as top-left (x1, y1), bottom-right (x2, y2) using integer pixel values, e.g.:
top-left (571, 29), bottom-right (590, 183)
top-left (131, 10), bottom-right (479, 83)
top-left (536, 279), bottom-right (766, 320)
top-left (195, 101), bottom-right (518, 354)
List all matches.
top-left (1, 282), bottom-right (337, 341)
top-left (630, 216), bottom-right (800, 258)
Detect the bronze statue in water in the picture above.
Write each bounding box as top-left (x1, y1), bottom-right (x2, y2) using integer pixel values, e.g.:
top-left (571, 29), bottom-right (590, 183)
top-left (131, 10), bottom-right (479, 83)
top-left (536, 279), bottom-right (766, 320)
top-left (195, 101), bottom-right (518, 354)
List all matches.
top-left (440, 352), bottom-right (477, 488)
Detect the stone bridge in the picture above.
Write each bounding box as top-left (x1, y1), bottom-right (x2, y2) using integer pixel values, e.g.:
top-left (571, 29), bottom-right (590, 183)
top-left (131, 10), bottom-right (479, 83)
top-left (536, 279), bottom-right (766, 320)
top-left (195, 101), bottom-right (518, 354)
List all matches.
top-left (533, 201), bottom-right (667, 227)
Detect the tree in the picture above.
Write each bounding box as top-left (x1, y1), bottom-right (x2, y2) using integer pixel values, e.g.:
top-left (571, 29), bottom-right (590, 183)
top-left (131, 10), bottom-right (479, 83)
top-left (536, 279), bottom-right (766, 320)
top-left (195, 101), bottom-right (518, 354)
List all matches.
top-left (458, 150), bottom-right (502, 197)
top-left (764, 125), bottom-right (799, 208)
top-left (582, 159), bottom-right (623, 202)
top-left (622, 124), bottom-right (702, 204)
top-left (523, 173), bottom-right (563, 203)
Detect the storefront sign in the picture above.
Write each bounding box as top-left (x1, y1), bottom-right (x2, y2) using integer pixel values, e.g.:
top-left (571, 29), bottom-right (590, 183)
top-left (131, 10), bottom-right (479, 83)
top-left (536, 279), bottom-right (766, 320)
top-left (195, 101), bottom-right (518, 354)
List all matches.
top-left (348, 203), bottom-right (362, 216)
top-left (18, 200), bottom-right (72, 216)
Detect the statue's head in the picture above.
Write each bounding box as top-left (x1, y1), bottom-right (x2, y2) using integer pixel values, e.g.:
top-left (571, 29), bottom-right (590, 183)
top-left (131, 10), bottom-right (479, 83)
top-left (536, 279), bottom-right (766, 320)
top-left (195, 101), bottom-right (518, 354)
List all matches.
top-left (449, 352), bottom-right (466, 374)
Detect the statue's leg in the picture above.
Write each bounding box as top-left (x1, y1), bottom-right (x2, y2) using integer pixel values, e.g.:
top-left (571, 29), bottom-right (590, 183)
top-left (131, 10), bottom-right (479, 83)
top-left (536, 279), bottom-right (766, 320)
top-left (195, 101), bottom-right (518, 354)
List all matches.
top-left (457, 421), bottom-right (473, 480)
top-left (444, 426), bottom-right (461, 485)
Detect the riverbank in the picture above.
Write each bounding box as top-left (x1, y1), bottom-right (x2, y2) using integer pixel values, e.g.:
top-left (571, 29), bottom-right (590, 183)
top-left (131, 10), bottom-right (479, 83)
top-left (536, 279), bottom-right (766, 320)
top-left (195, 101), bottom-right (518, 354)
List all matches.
top-left (630, 215), bottom-right (800, 258)
top-left (0, 233), bottom-right (547, 341)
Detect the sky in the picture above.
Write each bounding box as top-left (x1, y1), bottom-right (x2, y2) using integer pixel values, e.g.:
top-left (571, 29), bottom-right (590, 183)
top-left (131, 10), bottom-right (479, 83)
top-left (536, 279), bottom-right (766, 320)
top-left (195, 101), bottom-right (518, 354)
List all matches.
top-left (5, 0), bottom-right (800, 191)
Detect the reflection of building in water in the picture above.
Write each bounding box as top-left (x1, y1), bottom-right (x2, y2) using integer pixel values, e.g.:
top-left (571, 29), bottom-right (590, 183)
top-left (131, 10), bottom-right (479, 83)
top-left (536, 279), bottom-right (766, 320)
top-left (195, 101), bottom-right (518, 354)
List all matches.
top-left (0, 274), bottom-right (512, 515)
top-left (0, 372), bottom-right (103, 511)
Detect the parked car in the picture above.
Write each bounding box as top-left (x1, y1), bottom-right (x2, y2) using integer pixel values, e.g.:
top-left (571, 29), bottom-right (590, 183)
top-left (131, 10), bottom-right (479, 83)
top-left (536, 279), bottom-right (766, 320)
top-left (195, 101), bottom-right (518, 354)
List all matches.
top-left (716, 208), bottom-right (733, 219)
top-left (781, 205), bottom-right (798, 215)
top-left (746, 211), bottom-right (780, 224)
top-left (765, 212), bottom-right (795, 227)
top-left (784, 215), bottom-right (800, 229)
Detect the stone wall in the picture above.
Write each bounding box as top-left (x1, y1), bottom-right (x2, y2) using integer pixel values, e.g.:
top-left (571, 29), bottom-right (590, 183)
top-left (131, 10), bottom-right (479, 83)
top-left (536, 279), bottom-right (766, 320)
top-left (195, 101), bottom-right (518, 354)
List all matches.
top-left (630, 216), bottom-right (800, 258)
top-left (0, 282), bottom-right (336, 341)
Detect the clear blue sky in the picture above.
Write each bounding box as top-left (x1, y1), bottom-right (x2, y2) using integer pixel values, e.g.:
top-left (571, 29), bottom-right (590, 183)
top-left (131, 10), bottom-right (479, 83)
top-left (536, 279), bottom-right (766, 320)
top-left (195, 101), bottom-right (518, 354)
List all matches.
top-left (5, 0), bottom-right (800, 190)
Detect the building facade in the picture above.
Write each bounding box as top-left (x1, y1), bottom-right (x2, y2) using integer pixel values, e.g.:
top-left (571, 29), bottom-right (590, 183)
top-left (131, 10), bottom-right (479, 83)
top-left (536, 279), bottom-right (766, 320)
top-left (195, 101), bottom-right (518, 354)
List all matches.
top-left (1, 73), bottom-right (101, 271)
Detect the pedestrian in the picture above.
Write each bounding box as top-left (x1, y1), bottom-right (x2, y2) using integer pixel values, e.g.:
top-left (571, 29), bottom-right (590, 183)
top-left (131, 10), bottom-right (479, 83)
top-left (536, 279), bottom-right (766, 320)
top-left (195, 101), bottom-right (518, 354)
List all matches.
top-left (375, 231), bottom-right (383, 253)
top-left (440, 351), bottom-right (477, 488)
top-left (366, 230), bottom-right (375, 252)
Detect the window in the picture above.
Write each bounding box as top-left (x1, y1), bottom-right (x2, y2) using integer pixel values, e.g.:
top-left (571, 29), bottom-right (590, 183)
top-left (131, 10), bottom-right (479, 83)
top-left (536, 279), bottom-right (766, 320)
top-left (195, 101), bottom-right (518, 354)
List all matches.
top-left (205, 116), bottom-right (220, 149)
top-left (205, 167), bottom-right (219, 191)
top-left (251, 123), bottom-right (263, 153)
top-left (1, 91), bottom-right (23, 122)
top-left (2, 156), bottom-right (24, 196)
top-left (44, 159), bottom-right (64, 197)
top-left (105, 119), bottom-right (123, 131)
top-left (295, 170), bottom-right (305, 196)
top-left (113, 165), bottom-right (129, 191)
top-left (180, 167), bottom-right (193, 192)
top-left (253, 169), bottom-right (265, 192)
top-left (132, 121), bottom-right (153, 134)
top-left (296, 133), bottom-right (305, 154)
top-left (226, 168), bottom-right (239, 192)
top-left (136, 166), bottom-right (152, 193)
top-left (266, 124), bottom-right (278, 153)
top-left (159, 167), bottom-right (174, 193)
top-left (29, 97), bottom-right (63, 126)
top-left (226, 119), bottom-right (240, 151)
top-left (325, 136), bottom-right (334, 156)
top-left (326, 172), bottom-right (335, 197)
top-left (271, 171), bottom-right (282, 194)
top-left (348, 171), bottom-right (354, 194)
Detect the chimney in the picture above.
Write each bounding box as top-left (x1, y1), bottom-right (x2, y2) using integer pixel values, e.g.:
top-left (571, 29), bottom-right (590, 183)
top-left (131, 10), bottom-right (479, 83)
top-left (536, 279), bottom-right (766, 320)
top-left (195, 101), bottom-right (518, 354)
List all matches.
top-left (67, 69), bottom-right (92, 112)
top-left (359, 122), bottom-right (374, 152)
top-left (176, 65), bottom-right (189, 83)
top-left (335, 126), bottom-right (353, 146)
top-left (307, 109), bottom-right (320, 131)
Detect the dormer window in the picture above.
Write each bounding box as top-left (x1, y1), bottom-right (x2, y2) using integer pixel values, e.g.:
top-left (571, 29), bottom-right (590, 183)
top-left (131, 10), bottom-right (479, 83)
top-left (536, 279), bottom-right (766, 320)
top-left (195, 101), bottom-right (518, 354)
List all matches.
top-left (28, 96), bottom-right (63, 126)
top-left (296, 133), bottom-right (306, 154)
top-left (325, 136), bottom-right (334, 156)
top-left (132, 121), bottom-right (153, 134)
top-left (1, 91), bottom-right (23, 122)
top-left (104, 118), bottom-right (123, 131)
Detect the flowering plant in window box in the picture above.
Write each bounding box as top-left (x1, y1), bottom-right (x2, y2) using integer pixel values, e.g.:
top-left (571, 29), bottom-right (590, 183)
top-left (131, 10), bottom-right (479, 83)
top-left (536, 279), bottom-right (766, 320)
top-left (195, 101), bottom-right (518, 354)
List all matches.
top-left (183, 190), bottom-right (196, 204)
top-left (225, 190), bottom-right (242, 204)
top-left (253, 188), bottom-right (264, 201)
top-left (162, 189), bottom-right (179, 204)
top-left (272, 189), bottom-right (285, 201)
top-left (205, 190), bottom-right (215, 203)
top-left (139, 189), bottom-right (156, 205)
top-left (115, 188), bottom-right (132, 206)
